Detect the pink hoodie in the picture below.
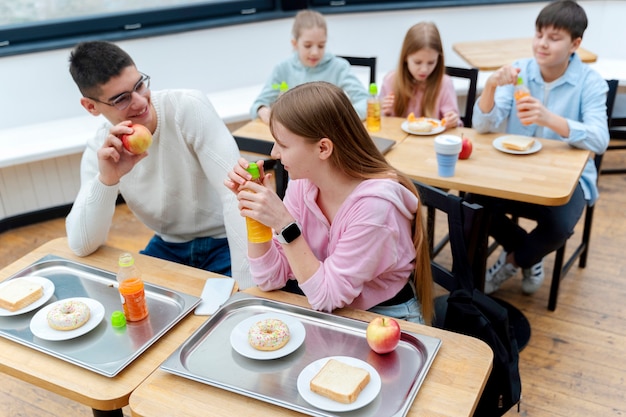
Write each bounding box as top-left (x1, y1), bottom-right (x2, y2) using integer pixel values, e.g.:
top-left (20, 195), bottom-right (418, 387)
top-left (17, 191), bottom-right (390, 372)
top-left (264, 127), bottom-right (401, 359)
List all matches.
top-left (249, 178), bottom-right (418, 312)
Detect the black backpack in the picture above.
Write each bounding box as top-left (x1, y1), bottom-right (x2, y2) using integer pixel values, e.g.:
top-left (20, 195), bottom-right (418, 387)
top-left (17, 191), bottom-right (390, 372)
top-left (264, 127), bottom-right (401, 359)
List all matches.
top-left (442, 199), bottom-right (522, 416)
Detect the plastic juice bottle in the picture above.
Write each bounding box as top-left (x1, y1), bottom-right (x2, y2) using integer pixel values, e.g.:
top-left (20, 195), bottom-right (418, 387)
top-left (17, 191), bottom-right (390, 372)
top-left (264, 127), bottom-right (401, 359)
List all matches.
top-left (116, 253), bottom-right (149, 322)
top-left (514, 76), bottom-right (530, 101)
top-left (366, 83), bottom-right (381, 132)
top-left (514, 76), bottom-right (531, 125)
top-left (245, 163), bottom-right (273, 243)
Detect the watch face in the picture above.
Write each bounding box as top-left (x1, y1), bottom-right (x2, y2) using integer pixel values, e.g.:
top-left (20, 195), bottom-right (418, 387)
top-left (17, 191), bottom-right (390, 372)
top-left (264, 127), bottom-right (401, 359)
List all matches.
top-left (282, 222), bottom-right (301, 243)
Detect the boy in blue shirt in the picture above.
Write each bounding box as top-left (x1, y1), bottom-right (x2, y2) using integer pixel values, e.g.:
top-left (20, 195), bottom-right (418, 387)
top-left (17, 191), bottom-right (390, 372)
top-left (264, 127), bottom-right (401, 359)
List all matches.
top-left (472, 0), bottom-right (609, 295)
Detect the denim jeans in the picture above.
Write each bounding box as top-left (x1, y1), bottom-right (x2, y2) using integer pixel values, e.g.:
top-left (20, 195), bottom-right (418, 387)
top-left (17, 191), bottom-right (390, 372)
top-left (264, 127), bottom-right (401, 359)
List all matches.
top-left (368, 298), bottom-right (424, 324)
top-left (470, 183), bottom-right (586, 268)
top-left (140, 234), bottom-right (232, 276)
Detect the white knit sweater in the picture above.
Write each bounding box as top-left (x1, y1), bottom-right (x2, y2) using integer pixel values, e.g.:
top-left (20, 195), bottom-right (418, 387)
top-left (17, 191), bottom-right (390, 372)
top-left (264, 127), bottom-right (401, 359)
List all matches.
top-left (65, 89), bottom-right (252, 288)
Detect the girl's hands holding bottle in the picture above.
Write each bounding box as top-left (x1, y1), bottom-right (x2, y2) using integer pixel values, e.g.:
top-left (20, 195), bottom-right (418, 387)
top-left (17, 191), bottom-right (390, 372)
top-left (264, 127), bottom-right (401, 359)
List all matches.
top-left (224, 158), bottom-right (291, 232)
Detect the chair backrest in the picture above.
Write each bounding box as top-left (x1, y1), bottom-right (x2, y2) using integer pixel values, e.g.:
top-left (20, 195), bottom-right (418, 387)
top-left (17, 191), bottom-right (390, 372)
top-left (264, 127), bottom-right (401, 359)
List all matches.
top-left (413, 180), bottom-right (486, 292)
top-left (338, 55), bottom-right (377, 86)
top-left (593, 79), bottom-right (619, 171)
top-left (445, 66), bottom-right (479, 128)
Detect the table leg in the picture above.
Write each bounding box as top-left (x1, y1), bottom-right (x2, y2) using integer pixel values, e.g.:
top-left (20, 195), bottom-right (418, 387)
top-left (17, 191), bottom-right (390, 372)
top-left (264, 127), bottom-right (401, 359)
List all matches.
top-left (92, 408), bottom-right (124, 417)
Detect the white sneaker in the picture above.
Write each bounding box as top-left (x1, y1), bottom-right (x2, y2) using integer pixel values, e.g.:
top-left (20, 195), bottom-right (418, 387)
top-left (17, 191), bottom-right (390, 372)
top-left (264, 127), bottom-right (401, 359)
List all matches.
top-left (484, 251), bottom-right (519, 294)
top-left (522, 259), bottom-right (545, 295)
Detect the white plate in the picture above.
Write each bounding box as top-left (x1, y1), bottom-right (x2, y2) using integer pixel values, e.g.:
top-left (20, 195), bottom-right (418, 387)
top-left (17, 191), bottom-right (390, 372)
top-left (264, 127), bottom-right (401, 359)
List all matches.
top-left (493, 135), bottom-right (542, 155)
top-left (230, 312), bottom-right (306, 360)
top-left (30, 297), bottom-right (105, 341)
top-left (401, 119), bottom-right (445, 136)
top-left (297, 356), bottom-right (382, 412)
top-left (0, 276), bottom-right (56, 316)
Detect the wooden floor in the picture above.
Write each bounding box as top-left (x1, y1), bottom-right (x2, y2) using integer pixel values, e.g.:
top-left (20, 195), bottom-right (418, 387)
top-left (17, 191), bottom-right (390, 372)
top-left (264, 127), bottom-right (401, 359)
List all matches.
top-left (1, 149), bottom-right (625, 416)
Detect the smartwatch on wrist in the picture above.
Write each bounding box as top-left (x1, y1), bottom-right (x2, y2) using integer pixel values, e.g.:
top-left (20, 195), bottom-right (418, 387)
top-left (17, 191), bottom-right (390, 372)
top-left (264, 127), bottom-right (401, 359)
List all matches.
top-left (276, 221), bottom-right (302, 244)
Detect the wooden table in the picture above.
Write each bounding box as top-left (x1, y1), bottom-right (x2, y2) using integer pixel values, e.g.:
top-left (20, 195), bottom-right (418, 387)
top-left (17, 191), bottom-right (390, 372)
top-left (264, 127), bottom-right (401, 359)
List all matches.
top-left (386, 126), bottom-right (590, 206)
top-left (0, 237), bottom-right (230, 416)
top-left (232, 117), bottom-right (410, 144)
top-left (129, 287), bottom-right (493, 417)
top-left (453, 38), bottom-right (597, 71)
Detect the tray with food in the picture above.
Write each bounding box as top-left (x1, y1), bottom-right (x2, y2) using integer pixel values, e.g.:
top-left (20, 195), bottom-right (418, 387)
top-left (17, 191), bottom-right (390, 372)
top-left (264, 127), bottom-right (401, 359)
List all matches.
top-left (0, 254), bottom-right (200, 377)
top-left (161, 292), bottom-right (441, 417)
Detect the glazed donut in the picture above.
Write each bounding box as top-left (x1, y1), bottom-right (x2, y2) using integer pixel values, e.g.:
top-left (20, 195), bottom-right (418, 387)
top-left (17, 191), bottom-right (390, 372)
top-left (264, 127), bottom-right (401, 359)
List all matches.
top-left (248, 318), bottom-right (290, 351)
top-left (47, 300), bottom-right (91, 331)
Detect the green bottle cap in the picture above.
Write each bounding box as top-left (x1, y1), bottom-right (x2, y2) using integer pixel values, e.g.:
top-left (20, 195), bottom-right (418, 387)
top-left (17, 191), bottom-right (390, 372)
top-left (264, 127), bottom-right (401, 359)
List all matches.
top-left (118, 253), bottom-right (135, 267)
top-left (111, 311), bottom-right (127, 328)
top-left (279, 81), bottom-right (289, 92)
top-left (369, 83), bottom-right (378, 95)
top-left (246, 162), bottom-right (261, 180)
top-left (516, 76), bottom-right (524, 85)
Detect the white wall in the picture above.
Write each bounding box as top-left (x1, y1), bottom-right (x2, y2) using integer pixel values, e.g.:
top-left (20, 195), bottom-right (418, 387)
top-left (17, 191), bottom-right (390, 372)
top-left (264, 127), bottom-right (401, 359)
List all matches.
top-left (1, 0), bottom-right (623, 130)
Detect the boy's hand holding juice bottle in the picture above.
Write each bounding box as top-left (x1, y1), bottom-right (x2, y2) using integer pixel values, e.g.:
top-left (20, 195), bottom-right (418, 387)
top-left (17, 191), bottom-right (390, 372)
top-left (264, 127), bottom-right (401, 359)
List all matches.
top-left (514, 76), bottom-right (532, 125)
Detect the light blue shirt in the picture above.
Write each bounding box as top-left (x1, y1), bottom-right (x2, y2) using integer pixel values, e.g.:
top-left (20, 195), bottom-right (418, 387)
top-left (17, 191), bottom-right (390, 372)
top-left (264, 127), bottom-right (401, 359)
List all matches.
top-left (472, 53), bottom-right (609, 205)
top-left (250, 52), bottom-right (368, 120)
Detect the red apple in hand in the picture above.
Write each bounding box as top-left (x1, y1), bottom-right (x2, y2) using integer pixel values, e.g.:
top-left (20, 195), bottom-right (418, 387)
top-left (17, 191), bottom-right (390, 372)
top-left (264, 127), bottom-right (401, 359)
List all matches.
top-left (366, 316), bottom-right (401, 354)
top-left (122, 123), bottom-right (153, 154)
top-left (459, 134), bottom-right (473, 160)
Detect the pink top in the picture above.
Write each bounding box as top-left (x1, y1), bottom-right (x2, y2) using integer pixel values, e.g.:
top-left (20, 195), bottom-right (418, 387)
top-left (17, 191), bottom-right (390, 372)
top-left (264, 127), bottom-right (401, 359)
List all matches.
top-left (380, 71), bottom-right (460, 122)
top-left (249, 178), bottom-right (418, 312)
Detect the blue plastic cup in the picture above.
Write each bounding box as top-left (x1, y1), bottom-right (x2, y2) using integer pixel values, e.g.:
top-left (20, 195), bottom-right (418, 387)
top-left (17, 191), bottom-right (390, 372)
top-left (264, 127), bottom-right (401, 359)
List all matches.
top-left (436, 153), bottom-right (460, 177)
top-left (434, 135), bottom-right (463, 177)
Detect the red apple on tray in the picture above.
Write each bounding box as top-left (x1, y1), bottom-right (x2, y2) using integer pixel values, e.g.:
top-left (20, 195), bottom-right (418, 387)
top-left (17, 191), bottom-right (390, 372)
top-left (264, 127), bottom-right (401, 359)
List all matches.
top-left (366, 316), bottom-right (401, 354)
top-left (459, 134), bottom-right (473, 160)
top-left (122, 123), bottom-right (153, 154)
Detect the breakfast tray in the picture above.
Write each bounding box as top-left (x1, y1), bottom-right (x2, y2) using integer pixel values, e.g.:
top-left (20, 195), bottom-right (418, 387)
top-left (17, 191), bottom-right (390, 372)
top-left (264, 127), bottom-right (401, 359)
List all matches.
top-left (0, 255), bottom-right (200, 377)
top-left (161, 292), bottom-right (441, 417)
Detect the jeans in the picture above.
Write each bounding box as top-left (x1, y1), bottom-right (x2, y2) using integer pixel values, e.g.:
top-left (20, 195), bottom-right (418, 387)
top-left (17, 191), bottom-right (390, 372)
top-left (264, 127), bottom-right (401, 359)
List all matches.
top-left (368, 298), bottom-right (424, 324)
top-left (470, 183), bottom-right (586, 268)
top-left (140, 234), bottom-right (232, 276)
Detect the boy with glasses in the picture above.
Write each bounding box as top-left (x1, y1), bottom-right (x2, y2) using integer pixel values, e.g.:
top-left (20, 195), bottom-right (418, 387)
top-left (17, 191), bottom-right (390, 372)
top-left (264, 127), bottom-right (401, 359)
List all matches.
top-left (67, 41), bottom-right (252, 288)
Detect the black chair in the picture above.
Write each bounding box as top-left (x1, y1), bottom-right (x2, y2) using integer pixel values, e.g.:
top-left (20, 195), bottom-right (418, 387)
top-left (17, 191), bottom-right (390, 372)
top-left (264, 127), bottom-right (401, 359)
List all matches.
top-left (412, 180), bottom-right (487, 326)
top-left (544, 79), bottom-right (619, 310)
top-left (445, 66), bottom-right (479, 128)
top-left (338, 56), bottom-right (377, 85)
top-left (600, 115), bottom-right (626, 175)
top-left (233, 136), bottom-right (288, 199)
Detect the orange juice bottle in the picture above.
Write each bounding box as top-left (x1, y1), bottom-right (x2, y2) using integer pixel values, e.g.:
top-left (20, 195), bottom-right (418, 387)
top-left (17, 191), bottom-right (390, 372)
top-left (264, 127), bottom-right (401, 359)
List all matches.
top-left (116, 253), bottom-right (149, 321)
top-left (514, 76), bottom-right (530, 101)
top-left (245, 163), bottom-right (273, 243)
top-left (366, 83), bottom-right (381, 132)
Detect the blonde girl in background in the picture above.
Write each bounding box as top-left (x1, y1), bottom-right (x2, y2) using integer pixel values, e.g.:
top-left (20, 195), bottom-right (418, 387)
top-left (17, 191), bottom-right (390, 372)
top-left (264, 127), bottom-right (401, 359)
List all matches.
top-left (381, 22), bottom-right (460, 129)
top-left (250, 10), bottom-right (368, 124)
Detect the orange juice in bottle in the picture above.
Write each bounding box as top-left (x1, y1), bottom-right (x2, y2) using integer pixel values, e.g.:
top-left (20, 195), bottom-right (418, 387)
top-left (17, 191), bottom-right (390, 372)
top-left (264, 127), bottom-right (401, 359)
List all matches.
top-left (366, 83), bottom-right (381, 132)
top-left (514, 76), bottom-right (530, 101)
top-left (116, 253), bottom-right (149, 321)
top-left (245, 163), bottom-right (273, 243)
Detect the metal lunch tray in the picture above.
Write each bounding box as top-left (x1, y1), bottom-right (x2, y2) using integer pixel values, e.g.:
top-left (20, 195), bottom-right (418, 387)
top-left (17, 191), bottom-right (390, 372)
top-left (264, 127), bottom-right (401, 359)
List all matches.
top-left (0, 255), bottom-right (200, 377)
top-left (161, 293), bottom-right (441, 417)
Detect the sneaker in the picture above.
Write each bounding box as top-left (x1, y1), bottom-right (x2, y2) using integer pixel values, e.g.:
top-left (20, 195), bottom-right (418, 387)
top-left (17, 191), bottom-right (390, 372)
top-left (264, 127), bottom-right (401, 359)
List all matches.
top-left (522, 259), bottom-right (545, 295)
top-left (485, 251), bottom-right (519, 294)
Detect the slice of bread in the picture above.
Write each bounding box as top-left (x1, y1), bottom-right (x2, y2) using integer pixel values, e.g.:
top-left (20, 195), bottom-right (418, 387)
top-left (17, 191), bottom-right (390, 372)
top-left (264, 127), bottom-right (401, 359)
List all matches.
top-left (309, 359), bottom-right (370, 404)
top-left (0, 279), bottom-right (44, 312)
top-left (501, 135), bottom-right (535, 151)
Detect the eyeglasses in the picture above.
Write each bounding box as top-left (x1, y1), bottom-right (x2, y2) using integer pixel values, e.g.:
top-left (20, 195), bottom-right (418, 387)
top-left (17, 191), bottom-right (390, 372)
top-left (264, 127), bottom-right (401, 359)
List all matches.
top-left (86, 73), bottom-right (150, 110)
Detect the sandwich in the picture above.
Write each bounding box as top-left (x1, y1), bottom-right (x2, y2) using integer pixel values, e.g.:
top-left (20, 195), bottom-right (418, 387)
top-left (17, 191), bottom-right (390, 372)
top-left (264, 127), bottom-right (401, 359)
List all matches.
top-left (501, 135), bottom-right (536, 151)
top-left (309, 359), bottom-right (371, 404)
top-left (0, 279), bottom-right (44, 312)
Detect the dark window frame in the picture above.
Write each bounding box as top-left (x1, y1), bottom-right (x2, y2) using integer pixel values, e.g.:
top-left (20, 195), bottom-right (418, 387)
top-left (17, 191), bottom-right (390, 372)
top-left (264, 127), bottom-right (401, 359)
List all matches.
top-left (0, 0), bottom-right (540, 58)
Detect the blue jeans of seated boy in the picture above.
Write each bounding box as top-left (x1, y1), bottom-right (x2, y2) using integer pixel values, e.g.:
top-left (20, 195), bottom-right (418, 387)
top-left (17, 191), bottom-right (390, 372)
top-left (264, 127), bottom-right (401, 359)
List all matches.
top-left (140, 235), bottom-right (232, 277)
top-left (471, 183), bottom-right (586, 268)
